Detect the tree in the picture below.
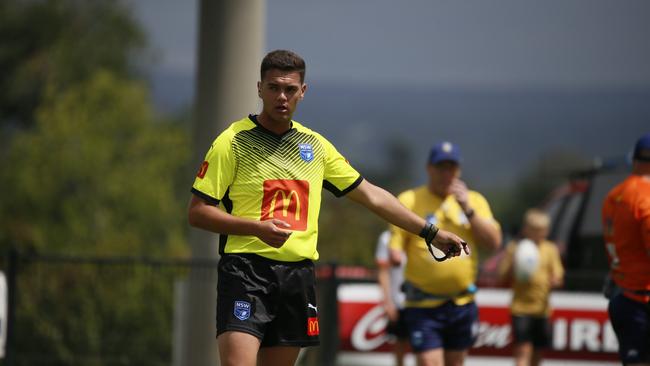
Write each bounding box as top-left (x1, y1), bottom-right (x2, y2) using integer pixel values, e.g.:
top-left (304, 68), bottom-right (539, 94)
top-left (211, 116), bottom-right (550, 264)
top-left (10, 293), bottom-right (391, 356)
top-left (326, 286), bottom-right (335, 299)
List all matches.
top-left (1, 71), bottom-right (188, 256)
top-left (318, 137), bottom-right (416, 267)
top-left (0, 0), bottom-right (145, 129)
top-left (0, 71), bottom-right (190, 365)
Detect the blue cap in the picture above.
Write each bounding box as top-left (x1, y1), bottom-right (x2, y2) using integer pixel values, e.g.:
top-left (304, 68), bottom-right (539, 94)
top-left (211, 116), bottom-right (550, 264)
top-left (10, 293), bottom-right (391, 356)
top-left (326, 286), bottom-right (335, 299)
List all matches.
top-left (428, 141), bottom-right (461, 165)
top-left (633, 133), bottom-right (650, 161)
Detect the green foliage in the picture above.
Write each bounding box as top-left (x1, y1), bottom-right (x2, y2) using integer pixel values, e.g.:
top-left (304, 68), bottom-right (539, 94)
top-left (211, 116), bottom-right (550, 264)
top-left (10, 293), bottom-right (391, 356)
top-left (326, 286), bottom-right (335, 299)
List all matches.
top-left (0, 71), bottom-right (189, 256)
top-left (16, 263), bottom-right (177, 365)
top-left (0, 0), bottom-right (145, 128)
top-left (0, 1), bottom-right (192, 364)
top-left (318, 194), bottom-right (386, 267)
top-left (317, 138), bottom-right (415, 267)
top-left (0, 70), bottom-right (190, 365)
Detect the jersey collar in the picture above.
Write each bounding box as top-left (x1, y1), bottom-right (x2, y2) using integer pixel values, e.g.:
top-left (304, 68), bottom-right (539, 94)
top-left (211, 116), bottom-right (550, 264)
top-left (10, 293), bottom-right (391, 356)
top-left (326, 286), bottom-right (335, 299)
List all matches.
top-left (249, 114), bottom-right (296, 139)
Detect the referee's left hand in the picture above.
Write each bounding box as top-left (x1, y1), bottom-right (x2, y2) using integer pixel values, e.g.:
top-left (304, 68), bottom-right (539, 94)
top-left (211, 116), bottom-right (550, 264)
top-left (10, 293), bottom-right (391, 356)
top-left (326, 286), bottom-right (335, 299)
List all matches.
top-left (257, 219), bottom-right (292, 248)
top-left (433, 229), bottom-right (470, 258)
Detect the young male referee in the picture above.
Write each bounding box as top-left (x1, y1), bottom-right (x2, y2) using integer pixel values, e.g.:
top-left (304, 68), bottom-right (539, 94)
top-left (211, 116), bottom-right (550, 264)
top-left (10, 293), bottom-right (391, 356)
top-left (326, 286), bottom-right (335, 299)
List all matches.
top-left (188, 49), bottom-right (468, 366)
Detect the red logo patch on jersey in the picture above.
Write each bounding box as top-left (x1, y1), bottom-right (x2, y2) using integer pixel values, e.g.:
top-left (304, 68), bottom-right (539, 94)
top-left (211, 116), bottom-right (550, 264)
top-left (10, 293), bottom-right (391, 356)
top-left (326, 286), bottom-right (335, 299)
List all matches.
top-left (307, 317), bottom-right (320, 336)
top-left (196, 161), bottom-right (209, 179)
top-left (260, 179), bottom-right (310, 231)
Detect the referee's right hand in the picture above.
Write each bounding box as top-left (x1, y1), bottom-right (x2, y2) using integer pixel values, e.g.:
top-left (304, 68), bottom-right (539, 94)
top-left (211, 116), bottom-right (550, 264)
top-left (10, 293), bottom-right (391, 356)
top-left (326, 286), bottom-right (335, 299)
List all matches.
top-left (257, 219), bottom-right (292, 248)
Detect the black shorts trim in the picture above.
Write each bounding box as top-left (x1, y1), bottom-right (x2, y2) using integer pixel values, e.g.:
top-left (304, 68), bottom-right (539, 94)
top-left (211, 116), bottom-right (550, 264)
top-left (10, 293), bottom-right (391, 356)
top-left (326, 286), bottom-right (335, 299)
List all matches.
top-left (216, 326), bottom-right (321, 348)
top-left (216, 325), bottom-right (264, 340)
top-left (222, 252), bottom-right (313, 266)
top-left (261, 339), bottom-right (321, 348)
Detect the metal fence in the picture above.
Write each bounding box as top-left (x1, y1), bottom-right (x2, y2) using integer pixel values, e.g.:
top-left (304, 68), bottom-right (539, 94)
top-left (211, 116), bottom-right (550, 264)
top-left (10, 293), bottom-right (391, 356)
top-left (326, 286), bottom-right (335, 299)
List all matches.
top-left (0, 249), bottom-right (226, 366)
top-left (0, 250), bottom-right (355, 366)
top-left (0, 249), bottom-right (610, 366)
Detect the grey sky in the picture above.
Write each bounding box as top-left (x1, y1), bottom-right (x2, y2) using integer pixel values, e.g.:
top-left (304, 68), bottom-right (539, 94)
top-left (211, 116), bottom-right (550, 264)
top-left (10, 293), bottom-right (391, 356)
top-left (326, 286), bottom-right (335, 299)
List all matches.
top-left (129, 0), bottom-right (650, 190)
top-left (131, 0), bottom-right (650, 89)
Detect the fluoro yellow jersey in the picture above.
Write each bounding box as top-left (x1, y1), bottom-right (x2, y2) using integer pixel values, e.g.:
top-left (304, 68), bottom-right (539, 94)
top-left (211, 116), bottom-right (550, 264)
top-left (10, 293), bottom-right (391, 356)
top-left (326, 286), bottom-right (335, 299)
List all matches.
top-left (389, 185), bottom-right (500, 308)
top-left (192, 115), bottom-right (362, 262)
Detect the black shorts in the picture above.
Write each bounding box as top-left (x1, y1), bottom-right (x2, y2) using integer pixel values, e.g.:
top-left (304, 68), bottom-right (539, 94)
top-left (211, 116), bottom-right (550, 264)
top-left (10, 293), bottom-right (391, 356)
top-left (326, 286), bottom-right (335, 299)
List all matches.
top-left (386, 308), bottom-right (409, 340)
top-left (511, 314), bottom-right (552, 348)
top-left (216, 253), bottom-right (320, 347)
top-left (608, 293), bottom-right (650, 364)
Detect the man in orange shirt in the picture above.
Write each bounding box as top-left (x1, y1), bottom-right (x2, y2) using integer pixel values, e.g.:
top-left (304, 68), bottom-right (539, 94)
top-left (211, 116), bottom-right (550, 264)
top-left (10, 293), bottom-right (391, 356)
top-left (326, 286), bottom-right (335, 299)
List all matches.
top-left (602, 132), bottom-right (650, 366)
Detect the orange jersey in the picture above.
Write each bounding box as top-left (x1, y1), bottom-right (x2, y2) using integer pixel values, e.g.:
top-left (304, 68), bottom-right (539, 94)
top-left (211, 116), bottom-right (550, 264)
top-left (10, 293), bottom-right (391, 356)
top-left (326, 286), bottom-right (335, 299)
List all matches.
top-left (602, 175), bottom-right (650, 302)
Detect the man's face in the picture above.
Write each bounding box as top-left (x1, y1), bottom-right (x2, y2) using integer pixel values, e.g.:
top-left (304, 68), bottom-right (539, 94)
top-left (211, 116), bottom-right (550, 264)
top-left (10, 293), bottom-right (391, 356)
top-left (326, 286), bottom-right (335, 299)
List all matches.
top-left (257, 69), bottom-right (306, 123)
top-left (427, 161), bottom-right (460, 197)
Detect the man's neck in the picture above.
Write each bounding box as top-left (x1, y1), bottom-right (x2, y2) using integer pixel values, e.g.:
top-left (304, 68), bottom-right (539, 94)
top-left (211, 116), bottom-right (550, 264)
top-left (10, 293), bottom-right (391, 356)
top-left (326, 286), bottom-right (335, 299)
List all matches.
top-left (257, 113), bottom-right (291, 135)
top-left (632, 161), bottom-right (650, 179)
top-left (427, 184), bottom-right (448, 199)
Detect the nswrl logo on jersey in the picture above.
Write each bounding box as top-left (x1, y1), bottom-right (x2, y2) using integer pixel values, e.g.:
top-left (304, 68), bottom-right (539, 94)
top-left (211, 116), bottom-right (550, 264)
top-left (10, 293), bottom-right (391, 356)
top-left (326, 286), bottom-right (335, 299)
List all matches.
top-left (234, 300), bottom-right (251, 321)
top-left (299, 143), bottom-right (314, 162)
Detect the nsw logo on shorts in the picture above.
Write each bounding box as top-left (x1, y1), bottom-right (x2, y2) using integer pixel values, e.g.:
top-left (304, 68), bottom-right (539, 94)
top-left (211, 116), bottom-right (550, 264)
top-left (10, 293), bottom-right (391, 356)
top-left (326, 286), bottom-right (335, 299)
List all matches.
top-left (234, 300), bottom-right (251, 321)
top-left (299, 143), bottom-right (314, 163)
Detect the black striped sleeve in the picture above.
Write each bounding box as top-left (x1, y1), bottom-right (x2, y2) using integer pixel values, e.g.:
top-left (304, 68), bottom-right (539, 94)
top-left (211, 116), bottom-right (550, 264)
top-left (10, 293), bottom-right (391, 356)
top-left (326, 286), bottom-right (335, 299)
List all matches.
top-left (323, 176), bottom-right (364, 197)
top-left (191, 188), bottom-right (220, 206)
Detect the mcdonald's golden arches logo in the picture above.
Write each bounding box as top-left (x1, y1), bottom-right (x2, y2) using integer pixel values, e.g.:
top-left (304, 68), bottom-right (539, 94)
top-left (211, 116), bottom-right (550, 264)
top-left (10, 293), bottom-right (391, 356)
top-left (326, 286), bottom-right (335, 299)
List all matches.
top-left (261, 179), bottom-right (310, 231)
top-left (307, 317), bottom-right (319, 336)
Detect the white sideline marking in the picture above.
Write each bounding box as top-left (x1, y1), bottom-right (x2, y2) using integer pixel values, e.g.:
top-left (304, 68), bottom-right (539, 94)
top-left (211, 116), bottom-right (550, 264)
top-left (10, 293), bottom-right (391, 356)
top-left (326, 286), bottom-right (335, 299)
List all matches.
top-left (337, 284), bottom-right (609, 310)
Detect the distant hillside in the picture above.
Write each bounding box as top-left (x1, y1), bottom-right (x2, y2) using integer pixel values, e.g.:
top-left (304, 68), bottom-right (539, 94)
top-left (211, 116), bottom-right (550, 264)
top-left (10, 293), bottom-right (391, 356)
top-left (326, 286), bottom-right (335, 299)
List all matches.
top-left (148, 69), bottom-right (649, 191)
top-left (296, 83), bottom-right (650, 190)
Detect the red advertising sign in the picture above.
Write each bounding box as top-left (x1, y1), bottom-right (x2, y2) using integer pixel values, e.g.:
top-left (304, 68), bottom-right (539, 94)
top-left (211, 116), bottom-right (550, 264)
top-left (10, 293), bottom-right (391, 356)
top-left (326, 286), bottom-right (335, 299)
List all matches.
top-left (337, 284), bottom-right (618, 362)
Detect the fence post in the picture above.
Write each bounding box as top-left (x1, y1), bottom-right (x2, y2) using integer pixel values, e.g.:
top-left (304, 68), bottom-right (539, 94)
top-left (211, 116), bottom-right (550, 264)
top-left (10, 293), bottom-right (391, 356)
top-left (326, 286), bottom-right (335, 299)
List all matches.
top-left (319, 262), bottom-right (339, 366)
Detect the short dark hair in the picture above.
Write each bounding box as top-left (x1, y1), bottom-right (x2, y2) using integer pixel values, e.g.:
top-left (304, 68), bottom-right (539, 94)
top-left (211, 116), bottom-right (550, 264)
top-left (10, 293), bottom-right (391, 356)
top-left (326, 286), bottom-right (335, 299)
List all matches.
top-left (260, 50), bottom-right (306, 83)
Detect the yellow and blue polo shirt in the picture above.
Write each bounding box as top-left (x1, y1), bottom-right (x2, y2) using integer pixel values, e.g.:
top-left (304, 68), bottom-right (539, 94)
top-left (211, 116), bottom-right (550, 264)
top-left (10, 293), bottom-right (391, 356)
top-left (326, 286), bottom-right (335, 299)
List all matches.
top-left (389, 185), bottom-right (500, 308)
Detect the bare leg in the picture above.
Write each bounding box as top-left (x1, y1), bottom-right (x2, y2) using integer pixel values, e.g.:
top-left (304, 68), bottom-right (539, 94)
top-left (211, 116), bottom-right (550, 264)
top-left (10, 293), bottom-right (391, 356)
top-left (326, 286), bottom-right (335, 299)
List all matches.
top-left (394, 339), bottom-right (409, 366)
top-left (258, 346), bottom-right (301, 366)
top-left (416, 348), bottom-right (443, 366)
top-left (531, 348), bottom-right (542, 366)
top-left (513, 342), bottom-right (533, 366)
top-left (444, 349), bottom-right (468, 366)
top-left (218, 331), bottom-right (261, 366)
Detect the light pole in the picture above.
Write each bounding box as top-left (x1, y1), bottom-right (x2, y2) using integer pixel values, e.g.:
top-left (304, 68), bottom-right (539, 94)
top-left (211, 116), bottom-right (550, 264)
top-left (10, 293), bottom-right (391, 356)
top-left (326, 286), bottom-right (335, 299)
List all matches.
top-left (176, 1), bottom-right (264, 365)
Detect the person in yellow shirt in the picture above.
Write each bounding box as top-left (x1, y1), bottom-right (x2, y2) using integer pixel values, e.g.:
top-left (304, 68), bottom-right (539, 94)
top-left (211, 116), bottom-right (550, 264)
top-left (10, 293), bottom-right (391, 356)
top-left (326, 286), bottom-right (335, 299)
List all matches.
top-left (498, 209), bottom-right (564, 366)
top-left (389, 141), bottom-right (502, 366)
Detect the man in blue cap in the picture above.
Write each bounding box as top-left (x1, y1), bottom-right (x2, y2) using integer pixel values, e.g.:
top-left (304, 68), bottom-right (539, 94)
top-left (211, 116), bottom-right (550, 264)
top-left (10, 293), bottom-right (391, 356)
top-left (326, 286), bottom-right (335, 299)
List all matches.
top-left (602, 132), bottom-right (650, 366)
top-left (388, 141), bottom-right (502, 366)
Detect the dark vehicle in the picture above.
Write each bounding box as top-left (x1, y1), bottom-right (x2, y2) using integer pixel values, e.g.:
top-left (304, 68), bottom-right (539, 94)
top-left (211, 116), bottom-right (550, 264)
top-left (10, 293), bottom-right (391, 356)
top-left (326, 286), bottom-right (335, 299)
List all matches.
top-left (477, 158), bottom-right (630, 292)
top-left (544, 159), bottom-right (629, 291)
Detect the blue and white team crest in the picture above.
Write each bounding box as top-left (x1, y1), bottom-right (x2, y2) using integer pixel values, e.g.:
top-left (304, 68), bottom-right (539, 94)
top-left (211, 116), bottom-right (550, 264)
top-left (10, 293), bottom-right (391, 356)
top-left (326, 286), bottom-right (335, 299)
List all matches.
top-left (299, 143), bottom-right (314, 162)
top-left (234, 300), bottom-right (251, 321)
